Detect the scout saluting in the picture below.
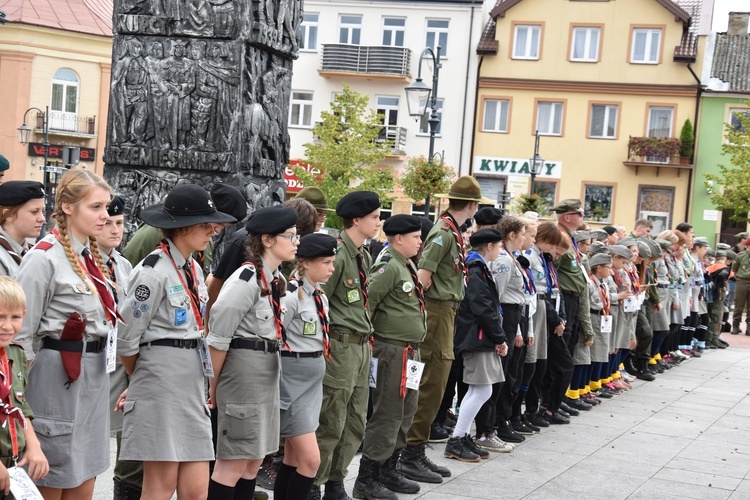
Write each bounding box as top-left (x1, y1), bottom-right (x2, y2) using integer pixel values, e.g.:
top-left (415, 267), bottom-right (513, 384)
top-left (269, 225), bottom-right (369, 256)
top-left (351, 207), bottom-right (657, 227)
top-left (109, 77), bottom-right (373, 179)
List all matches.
top-left (275, 232), bottom-right (337, 500)
top-left (206, 206), bottom-right (298, 500)
top-left (16, 170), bottom-right (120, 498)
top-left (117, 184), bottom-right (235, 499)
top-left (0, 181), bottom-right (46, 277)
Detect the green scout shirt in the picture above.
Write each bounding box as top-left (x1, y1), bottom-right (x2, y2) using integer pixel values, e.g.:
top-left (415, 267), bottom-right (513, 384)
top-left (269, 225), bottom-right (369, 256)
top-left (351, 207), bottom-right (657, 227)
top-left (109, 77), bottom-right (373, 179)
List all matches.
top-left (554, 225), bottom-right (587, 295)
top-left (418, 218), bottom-right (465, 302)
top-left (123, 224), bottom-right (213, 277)
top-left (0, 345), bottom-right (33, 463)
top-left (369, 247), bottom-right (427, 343)
top-left (322, 230), bottom-right (373, 336)
top-left (732, 250), bottom-right (750, 280)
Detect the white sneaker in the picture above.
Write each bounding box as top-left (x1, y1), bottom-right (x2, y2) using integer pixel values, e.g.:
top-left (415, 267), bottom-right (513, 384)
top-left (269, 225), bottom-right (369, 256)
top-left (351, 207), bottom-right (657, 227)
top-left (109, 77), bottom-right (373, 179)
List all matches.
top-left (477, 433), bottom-right (514, 453)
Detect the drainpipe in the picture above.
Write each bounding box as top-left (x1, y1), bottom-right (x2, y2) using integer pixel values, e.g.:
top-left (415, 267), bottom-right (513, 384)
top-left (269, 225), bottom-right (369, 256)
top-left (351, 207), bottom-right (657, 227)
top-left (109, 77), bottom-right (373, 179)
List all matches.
top-left (685, 62), bottom-right (702, 224)
top-left (468, 55), bottom-right (484, 177)
top-left (458, 5), bottom-right (476, 175)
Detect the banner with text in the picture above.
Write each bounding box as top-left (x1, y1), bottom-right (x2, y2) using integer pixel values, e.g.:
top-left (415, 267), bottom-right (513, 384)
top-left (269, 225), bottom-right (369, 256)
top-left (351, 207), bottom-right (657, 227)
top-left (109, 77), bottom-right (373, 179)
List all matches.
top-left (474, 156), bottom-right (562, 179)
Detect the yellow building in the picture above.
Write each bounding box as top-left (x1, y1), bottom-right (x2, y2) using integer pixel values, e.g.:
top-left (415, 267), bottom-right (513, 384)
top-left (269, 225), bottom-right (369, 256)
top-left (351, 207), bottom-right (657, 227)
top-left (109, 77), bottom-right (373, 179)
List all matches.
top-left (473, 0), bottom-right (707, 232)
top-left (0, 0), bottom-right (113, 183)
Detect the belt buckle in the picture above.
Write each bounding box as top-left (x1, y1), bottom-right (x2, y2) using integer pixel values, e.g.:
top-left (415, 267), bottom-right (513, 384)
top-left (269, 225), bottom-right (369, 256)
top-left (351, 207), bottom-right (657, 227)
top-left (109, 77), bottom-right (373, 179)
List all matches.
top-left (179, 339), bottom-right (191, 349)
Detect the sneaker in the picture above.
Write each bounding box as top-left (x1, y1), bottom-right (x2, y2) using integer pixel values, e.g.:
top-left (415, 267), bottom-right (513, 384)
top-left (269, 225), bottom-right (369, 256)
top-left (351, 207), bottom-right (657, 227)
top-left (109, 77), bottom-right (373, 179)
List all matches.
top-left (521, 414), bottom-right (541, 432)
top-left (497, 421), bottom-right (525, 443)
top-left (511, 419), bottom-right (535, 435)
top-left (580, 393), bottom-right (601, 405)
top-left (462, 435), bottom-right (490, 459)
top-left (596, 388), bottom-right (614, 398)
top-left (689, 349), bottom-right (702, 358)
top-left (477, 433), bottom-right (514, 453)
top-left (256, 456), bottom-right (276, 490)
top-left (429, 422), bottom-right (450, 443)
top-left (542, 410), bottom-right (570, 425)
top-left (563, 397), bottom-right (592, 411)
top-left (444, 436), bottom-right (480, 463)
top-left (526, 412), bottom-right (550, 428)
top-left (444, 409), bottom-right (458, 424)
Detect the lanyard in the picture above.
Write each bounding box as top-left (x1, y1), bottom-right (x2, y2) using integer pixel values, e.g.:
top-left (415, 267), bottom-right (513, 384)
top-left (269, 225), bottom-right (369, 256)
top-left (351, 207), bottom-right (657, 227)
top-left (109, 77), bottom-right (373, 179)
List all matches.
top-left (399, 345), bottom-right (415, 398)
top-left (260, 269), bottom-right (289, 350)
top-left (0, 349), bottom-right (25, 460)
top-left (159, 242), bottom-right (203, 331)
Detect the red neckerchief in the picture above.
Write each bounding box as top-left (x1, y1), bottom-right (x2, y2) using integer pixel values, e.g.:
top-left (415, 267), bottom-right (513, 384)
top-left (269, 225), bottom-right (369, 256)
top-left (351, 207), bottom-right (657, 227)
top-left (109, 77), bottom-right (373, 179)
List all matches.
top-left (626, 264), bottom-right (641, 294)
top-left (557, 225), bottom-right (582, 265)
top-left (260, 267), bottom-right (289, 351)
top-left (0, 348), bottom-right (25, 460)
top-left (440, 213), bottom-right (468, 285)
top-left (591, 275), bottom-right (611, 315)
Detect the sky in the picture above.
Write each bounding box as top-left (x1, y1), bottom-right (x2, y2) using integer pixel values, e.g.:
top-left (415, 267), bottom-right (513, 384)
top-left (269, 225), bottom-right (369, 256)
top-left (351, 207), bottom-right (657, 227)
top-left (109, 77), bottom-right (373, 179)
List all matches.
top-left (712, 0), bottom-right (749, 31)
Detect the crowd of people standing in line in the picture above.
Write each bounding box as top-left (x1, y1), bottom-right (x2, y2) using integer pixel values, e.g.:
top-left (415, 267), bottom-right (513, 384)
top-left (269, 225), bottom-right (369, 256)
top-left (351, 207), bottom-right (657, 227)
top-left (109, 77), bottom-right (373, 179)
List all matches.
top-left (0, 169), bottom-right (743, 500)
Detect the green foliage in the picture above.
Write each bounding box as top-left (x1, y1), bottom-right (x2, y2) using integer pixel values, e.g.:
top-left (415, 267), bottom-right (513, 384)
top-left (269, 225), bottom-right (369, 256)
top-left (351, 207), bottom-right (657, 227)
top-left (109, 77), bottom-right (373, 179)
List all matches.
top-left (679, 119), bottom-right (694, 158)
top-left (705, 103), bottom-right (750, 223)
top-left (510, 193), bottom-right (548, 216)
top-left (294, 84), bottom-right (395, 228)
top-left (399, 155), bottom-right (456, 203)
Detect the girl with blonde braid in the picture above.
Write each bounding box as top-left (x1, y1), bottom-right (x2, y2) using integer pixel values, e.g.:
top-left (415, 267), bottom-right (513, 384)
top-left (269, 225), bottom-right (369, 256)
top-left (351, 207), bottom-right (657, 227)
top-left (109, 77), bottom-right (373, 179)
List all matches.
top-left (16, 170), bottom-right (118, 499)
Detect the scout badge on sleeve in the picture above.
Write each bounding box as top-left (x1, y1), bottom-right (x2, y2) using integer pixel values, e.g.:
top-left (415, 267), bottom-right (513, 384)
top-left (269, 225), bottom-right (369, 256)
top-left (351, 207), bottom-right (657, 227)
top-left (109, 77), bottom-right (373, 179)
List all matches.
top-left (60, 312), bottom-right (87, 388)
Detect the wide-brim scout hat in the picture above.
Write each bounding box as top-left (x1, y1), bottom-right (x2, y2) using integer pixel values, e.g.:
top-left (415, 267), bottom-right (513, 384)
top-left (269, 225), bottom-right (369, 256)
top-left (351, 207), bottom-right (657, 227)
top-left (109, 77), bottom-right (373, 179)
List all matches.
top-left (139, 184), bottom-right (236, 229)
top-left (435, 176), bottom-right (493, 204)
top-left (297, 187), bottom-right (334, 212)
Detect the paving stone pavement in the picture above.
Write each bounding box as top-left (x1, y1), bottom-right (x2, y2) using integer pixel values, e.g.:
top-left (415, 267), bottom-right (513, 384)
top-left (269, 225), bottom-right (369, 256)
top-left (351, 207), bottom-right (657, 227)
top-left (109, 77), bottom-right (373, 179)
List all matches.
top-left (93, 342), bottom-right (750, 499)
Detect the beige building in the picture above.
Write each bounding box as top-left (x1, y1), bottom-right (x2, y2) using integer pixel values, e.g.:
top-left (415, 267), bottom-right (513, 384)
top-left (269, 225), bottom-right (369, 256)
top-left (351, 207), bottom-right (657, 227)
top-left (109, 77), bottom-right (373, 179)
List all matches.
top-left (473, 0), bottom-right (711, 231)
top-left (0, 0), bottom-right (113, 184)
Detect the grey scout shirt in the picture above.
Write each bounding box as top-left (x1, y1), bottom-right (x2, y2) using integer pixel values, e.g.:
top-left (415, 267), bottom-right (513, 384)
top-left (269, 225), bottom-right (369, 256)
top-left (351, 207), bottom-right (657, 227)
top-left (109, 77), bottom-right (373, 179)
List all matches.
top-left (0, 226), bottom-right (29, 277)
top-left (100, 248), bottom-right (133, 305)
top-left (118, 239), bottom-right (207, 357)
top-left (491, 250), bottom-right (527, 305)
top-left (207, 259), bottom-right (278, 351)
top-left (282, 276), bottom-right (329, 353)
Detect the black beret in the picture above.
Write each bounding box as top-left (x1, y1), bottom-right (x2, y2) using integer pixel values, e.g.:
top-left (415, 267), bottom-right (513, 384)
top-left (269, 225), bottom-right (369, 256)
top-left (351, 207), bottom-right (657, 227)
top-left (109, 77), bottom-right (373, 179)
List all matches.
top-left (108, 196), bottom-right (126, 216)
top-left (336, 191), bottom-right (380, 218)
top-left (474, 207), bottom-right (503, 226)
top-left (245, 206), bottom-right (298, 235)
top-left (470, 228), bottom-right (502, 247)
top-left (0, 181), bottom-right (45, 206)
top-left (418, 216), bottom-right (434, 242)
top-left (383, 215), bottom-right (422, 236)
top-left (210, 183), bottom-right (248, 222)
top-left (296, 233), bottom-right (338, 259)
top-left (602, 225), bottom-right (617, 235)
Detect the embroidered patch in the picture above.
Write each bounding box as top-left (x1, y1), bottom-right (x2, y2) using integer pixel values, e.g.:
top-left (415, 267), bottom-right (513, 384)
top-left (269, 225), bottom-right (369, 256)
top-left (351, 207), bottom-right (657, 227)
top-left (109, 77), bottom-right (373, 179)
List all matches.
top-left (134, 285), bottom-right (151, 301)
top-left (132, 309), bottom-right (142, 319)
top-left (131, 300), bottom-right (140, 310)
top-left (168, 285), bottom-right (185, 296)
top-left (497, 264), bottom-right (510, 273)
top-left (346, 289), bottom-right (361, 303)
top-left (402, 282), bottom-right (414, 293)
top-left (378, 268), bottom-right (385, 274)
top-left (174, 308), bottom-right (188, 326)
top-left (434, 235), bottom-right (444, 246)
top-left (303, 321), bottom-right (316, 336)
top-left (140, 304), bottom-right (150, 313)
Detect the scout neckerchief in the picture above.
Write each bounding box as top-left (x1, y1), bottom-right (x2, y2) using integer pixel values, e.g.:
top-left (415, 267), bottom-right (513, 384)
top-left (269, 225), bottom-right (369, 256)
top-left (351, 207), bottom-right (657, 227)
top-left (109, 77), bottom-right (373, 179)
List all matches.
top-left (541, 252), bottom-right (559, 293)
top-left (407, 261), bottom-right (426, 313)
top-left (0, 348), bottom-right (26, 462)
top-left (160, 240), bottom-right (203, 331)
top-left (513, 251), bottom-right (536, 295)
top-left (312, 288), bottom-right (331, 360)
top-left (591, 275), bottom-right (611, 316)
top-left (260, 267), bottom-right (289, 351)
top-left (0, 235), bottom-right (21, 265)
top-left (106, 253), bottom-right (119, 305)
top-left (558, 225), bottom-right (582, 266)
top-left (355, 251), bottom-right (369, 309)
top-left (440, 213), bottom-right (468, 285)
top-left (626, 263), bottom-right (641, 294)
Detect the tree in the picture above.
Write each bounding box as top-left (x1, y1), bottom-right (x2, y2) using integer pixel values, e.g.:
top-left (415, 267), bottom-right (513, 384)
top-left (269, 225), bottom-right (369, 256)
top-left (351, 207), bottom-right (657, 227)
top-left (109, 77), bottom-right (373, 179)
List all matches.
top-left (399, 155), bottom-right (456, 204)
top-left (705, 102), bottom-right (750, 223)
top-left (294, 84), bottom-right (394, 228)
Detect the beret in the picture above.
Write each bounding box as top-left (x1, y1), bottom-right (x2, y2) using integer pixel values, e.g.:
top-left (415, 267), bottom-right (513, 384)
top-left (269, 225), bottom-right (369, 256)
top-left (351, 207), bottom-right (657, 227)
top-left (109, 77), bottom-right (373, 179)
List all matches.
top-left (470, 228), bottom-right (502, 247)
top-left (589, 253), bottom-right (612, 268)
top-left (693, 237), bottom-right (708, 247)
top-left (735, 232), bottom-right (749, 240)
top-left (336, 191), bottom-right (380, 218)
top-left (602, 225), bottom-right (617, 235)
top-left (474, 207), bottom-right (503, 226)
top-left (727, 250), bottom-right (738, 261)
top-left (108, 196), bottom-right (126, 217)
top-left (707, 248), bottom-right (715, 258)
top-left (590, 229), bottom-right (608, 241)
top-left (418, 216), bottom-right (434, 242)
top-left (245, 206), bottom-right (298, 235)
top-left (296, 233), bottom-right (338, 259)
top-left (716, 250), bottom-right (727, 259)
top-left (552, 198), bottom-right (583, 214)
top-left (637, 241), bottom-right (652, 259)
top-left (383, 214), bottom-right (422, 236)
top-left (643, 239), bottom-right (661, 258)
top-left (210, 183), bottom-right (248, 222)
top-left (618, 237), bottom-right (637, 248)
top-left (608, 245), bottom-right (633, 259)
top-left (588, 241), bottom-right (608, 256)
top-left (0, 153), bottom-right (9, 172)
top-left (716, 243), bottom-right (731, 251)
top-left (655, 239), bottom-right (673, 251)
top-left (573, 230), bottom-right (591, 242)
top-left (0, 180), bottom-right (45, 206)
top-left (297, 187), bottom-right (333, 212)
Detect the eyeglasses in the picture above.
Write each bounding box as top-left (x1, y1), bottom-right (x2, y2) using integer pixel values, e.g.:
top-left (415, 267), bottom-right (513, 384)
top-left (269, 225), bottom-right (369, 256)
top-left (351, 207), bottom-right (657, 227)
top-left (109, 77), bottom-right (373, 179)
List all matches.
top-left (278, 233), bottom-right (299, 243)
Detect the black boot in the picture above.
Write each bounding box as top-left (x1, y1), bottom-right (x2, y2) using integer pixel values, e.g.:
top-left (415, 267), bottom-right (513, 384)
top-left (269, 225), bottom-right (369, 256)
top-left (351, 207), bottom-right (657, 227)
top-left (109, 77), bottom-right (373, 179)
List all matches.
top-left (397, 444), bottom-right (445, 483)
top-left (634, 359), bottom-right (655, 381)
top-left (352, 458), bottom-right (398, 500)
top-left (323, 481), bottom-right (351, 500)
top-left (379, 451), bottom-right (420, 494)
top-left (623, 356), bottom-right (638, 376)
top-left (113, 481), bottom-right (142, 500)
top-left (308, 485), bottom-right (322, 500)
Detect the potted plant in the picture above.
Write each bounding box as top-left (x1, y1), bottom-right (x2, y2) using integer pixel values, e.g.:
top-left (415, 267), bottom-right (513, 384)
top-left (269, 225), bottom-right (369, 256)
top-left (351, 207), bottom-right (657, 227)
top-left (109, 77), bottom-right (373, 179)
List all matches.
top-left (679, 119), bottom-right (694, 164)
top-left (627, 136), bottom-right (681, 163)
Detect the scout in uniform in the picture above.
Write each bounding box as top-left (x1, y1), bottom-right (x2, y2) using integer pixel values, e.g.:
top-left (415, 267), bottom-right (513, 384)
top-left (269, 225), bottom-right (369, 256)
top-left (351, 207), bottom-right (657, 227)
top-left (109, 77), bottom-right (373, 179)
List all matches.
top-left (206, 206), bottom-right (298, 500)
top-left (0, 181), bottom-right (46, 277)
top-left (295, 186), bottom-right (335, 232)
top-left (312, 191), bottom-right (381, 500)
top-left (96, 196), bottom-right (139, 500)
top-left (16, 170), bottom-right (119, 498)
top-left (587, 254), bottom-right (614, 399)
top-left (353, 215), bottom-right (427, 500)
top-left (472, 207), bottom-right (503, 231)
top-left (275, 233), bottom-right (337, 500)
top-left (731, 238), bottom-right (750, 335)
top-left (707, 251), bottom-right (731, 346)
top-left (0, 276), bottom-right (49, 491)
top-left (117, 184), bottom-right (235, 499)
top-left (400, 177), bottom-right (490, 485)
top-left (691, 239), bottom-right (709, 349)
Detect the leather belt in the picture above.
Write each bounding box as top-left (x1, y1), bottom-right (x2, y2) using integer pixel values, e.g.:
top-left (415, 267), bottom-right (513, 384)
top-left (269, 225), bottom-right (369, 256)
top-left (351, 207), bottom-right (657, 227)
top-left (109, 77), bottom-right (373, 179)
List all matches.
top-left (280, 351), bottom-right (323, 358)
top-left (43, 337), bottom-right (106, 353)
top-left (329, 330), bottom-right (370, 345)
top-left (229, 338), bottom-right (279, 353)
top-left (425, 298), bottom-right (461, 310)
top-left (373, 336), bottom-right (420, 349)
top-left (140, 339), bottom-right (198, 349)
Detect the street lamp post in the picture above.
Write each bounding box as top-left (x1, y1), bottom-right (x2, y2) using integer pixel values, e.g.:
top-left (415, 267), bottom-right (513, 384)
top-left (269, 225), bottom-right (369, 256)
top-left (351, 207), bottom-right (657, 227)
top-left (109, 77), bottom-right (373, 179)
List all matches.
top-left (18, 106), bottom-right (51, 235)
top-left (529, 129), bottom-right (544, 196)
top-left (405, 46), bottom-right (442, 217)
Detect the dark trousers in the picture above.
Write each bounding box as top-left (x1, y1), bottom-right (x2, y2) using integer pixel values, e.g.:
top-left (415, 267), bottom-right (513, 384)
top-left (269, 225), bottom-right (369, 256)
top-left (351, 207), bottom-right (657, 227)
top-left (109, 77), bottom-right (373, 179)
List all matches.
top-left (495, 304), bottom-right (527, 424)
top-left (543, 292), bottom-right (578, 413)
top-left (525, 359), bottom-right (547, 414)
top-left (634, 303), bottom-right (654, 361)
top-left (438, 355), bottom-right (467, 421)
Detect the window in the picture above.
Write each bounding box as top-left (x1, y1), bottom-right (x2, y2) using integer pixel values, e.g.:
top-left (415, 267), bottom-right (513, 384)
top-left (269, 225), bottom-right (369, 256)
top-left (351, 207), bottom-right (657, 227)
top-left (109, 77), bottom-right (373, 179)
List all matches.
top-left (730, 108), bottom-right (749, 132)
top-left (638, 186), bottom-right (674, 234)
top-left (411, 203), bottom-right (437, 219)
top-left (339, 15), bottom-right (361, 45)
top-left (647, 106), bottom-right (673, 138)
top-left (382, 17), bottom-right (405, 47)
top-left (300, 13), bottom-right (319, 50)
top-left (483, 99), bottom-right (510, 133)
top-left (631, 28), bottom-right (661, 63)
top-left (589, 104), bottom-right (618, 139)
top-left (513, 24), bottom-right (541, 59)
top-left (289, 91), bottom-right (313, 128)
top-left (50, 68), bottom-right (79, 131)
top-left (376, 96), bottom-right (400, 143)
top-left (425, 19), bottom-right (449, 56)
top-left (583, 183), bottom-right (615, 223)
top-left (570, 26), bottom-right (600, 62)
top-left (536, 101), bottom-right (564, 136)
top-left (532, 180), bottom-right (557, 217)
top-left (419, 98), bottom-right (443, 135)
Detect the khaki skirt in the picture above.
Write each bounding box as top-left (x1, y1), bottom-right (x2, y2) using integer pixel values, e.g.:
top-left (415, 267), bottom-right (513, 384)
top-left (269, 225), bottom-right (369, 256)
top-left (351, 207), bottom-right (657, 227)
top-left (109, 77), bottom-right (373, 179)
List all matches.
top-left (463, 351), bottom-right (504, 385)
top-left (280, 355), bottom-right (325, 437)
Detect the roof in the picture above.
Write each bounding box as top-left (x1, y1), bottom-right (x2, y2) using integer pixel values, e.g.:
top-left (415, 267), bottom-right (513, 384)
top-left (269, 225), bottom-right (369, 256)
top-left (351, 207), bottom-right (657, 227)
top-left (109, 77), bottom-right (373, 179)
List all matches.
top-left (710, 33), bottom-right (750, 92)
top-left (490, 0), bottom-right (689, 22)
top-left (0, 0), bottom-right (112, 37)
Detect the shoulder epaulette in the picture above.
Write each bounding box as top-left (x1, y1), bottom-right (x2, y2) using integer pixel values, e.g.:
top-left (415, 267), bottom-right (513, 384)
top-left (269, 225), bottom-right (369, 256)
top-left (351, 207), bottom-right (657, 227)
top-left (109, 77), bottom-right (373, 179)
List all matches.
top-left (378, 253), bottom-right (392, 263)
top-left (239, 267), bottom-right (255, 281)
top-left (440, 222), bottom-right (451, 231)
top-left (143, 254), bottom-right (160, 268)
top-left (34, 234), bottom-right (57, 251)
top-left (287, 280), bottom-right (298, 292)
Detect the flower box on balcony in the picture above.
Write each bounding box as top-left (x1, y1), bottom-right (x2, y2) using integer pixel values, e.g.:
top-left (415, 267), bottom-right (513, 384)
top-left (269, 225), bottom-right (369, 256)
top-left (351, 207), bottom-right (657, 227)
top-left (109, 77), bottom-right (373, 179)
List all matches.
top-left (627, 136), bottom-right (681, 163)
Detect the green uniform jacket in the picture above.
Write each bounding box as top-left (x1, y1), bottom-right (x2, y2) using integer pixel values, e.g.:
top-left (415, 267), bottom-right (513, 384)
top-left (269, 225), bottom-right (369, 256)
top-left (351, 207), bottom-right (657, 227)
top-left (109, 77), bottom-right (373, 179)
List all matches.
top-left (0, 344), bottom-right (33, 463)
top-left (322, 230), bottom-right (373, 336)
top-left (554, 225), bottom-right (587, 295)
top-left (123, 224), bottom-right (213, 277)
top-left (732, 250), bottom-right (750, 279)
top-left (418, 218), bottom-right (464, 302)
top-left (369, 247), bottom-right (427, 343)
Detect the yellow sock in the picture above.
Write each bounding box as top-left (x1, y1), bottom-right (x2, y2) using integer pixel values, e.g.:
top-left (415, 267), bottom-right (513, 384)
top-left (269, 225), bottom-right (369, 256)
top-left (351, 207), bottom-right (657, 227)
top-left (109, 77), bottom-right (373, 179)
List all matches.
top-left (566, 388), bottom-right (579, 399)
top-left (603, 377), bottom-right (612, 383)
top-left (654, 353), bottom-right (662, 361)
top-left (619, 363), bottom-right (625, 370)
top-left (590, 381), bottom-right (602, 390)
top-left (648, 357), bottom-right (657, 365)
top-left (612, 371), bottom-right (621, 380)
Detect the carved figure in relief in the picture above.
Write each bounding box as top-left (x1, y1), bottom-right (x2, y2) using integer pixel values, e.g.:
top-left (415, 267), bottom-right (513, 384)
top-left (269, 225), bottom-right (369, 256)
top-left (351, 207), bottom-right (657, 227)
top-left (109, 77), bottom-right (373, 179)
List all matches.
top-left (208, 0), bottom-right (235, 37)
top-left (204, 44), bottom-right (239, 149)
top-left (112, 38), bottom-right (151, 145)
top-left (164, 40), bottom-right (196, 149)
top-left (146, 41), bottom-right (170, 148)
top-left (182, 0), bottom-right (214, 36)
top-left (189, 42), bottom-right (216, 150)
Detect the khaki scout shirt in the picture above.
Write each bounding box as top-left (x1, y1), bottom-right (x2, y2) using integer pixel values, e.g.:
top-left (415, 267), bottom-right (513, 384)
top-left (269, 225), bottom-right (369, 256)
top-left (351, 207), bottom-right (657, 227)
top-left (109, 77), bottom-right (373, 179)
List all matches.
top-left (207, 259), bottom-right (279, 350)
top-left (282, 276), bottom-right (329, 353)
top-left (0, 345), bottom-right (33, 463)
top-left (17, 233), bottom-right (113, 358)
top-left (554, 225), bottom-right (587, 295)
top-left (418, 218), bottom-right (464, 302)
top-left (733, 250), bottom-right (750, 280)
top-left (322, 230), bottom-right (373, 336)
top-left (369, 247), bottom-right (426, 343)
top-left (118, 239), bottom-right (207, 357)
top-left (0, 226), bottom-right (30, 278)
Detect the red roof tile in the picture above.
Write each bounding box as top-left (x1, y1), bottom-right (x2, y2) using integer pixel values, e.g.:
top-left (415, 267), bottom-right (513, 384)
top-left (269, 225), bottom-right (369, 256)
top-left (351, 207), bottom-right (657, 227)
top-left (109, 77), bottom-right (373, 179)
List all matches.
top-left (0, 0), bottom-right (112, 37)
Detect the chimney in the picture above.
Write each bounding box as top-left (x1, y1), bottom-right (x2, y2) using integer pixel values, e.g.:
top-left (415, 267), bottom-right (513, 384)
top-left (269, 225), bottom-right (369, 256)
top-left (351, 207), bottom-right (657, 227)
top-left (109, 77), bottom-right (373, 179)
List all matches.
top-left (727, 12), bottom-right (749, 35)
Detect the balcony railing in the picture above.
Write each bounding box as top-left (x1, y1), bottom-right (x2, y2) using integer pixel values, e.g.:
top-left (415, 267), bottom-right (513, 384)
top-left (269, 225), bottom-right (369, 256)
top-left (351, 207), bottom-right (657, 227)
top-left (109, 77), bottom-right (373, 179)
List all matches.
top-left (320, 44), bottom-right (411, 79)
top-left (36, 111), bottom-right (96, 136)
top-left (624, 139), bottom-right (693, 174)
top-left (376, 126), bottom-right (406, 155)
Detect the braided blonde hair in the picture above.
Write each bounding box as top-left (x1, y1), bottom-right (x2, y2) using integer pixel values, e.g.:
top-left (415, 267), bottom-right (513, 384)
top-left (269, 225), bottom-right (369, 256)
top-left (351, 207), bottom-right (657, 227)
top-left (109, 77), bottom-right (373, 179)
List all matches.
top-left (52, 170), bottom-right (112, 293)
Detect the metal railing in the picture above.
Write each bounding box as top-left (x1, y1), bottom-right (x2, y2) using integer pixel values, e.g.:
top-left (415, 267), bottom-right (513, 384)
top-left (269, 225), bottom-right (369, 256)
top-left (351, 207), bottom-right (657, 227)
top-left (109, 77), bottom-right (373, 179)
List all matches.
top-left (36, 111), bottom-right (96, 135)
top-left (321, 44), bottom-right (411, 77)
top-left (375, 126), bottom-right (406, 154)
